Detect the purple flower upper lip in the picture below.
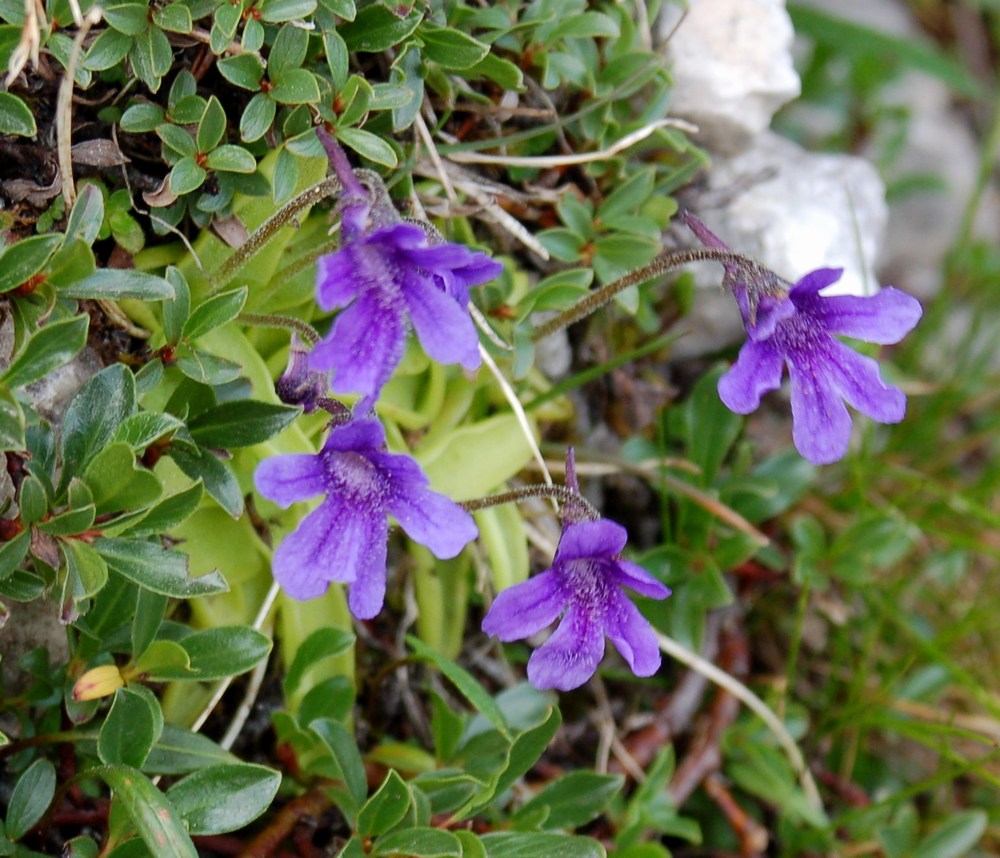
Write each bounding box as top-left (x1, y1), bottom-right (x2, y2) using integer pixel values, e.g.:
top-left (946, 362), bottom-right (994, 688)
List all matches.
top-left (682, 213), bottom-right (923, 465)
top-left (308, 221), bottom-right (503, 400)
top-left (254, 417), bottom-right (478, 618)
top-left (481, 519), bottom-right (670, 691)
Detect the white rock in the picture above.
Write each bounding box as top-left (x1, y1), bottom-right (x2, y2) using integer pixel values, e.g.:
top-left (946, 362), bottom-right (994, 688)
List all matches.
top-left (670, 131), bottom-right (888, 356)
top-left (658, 0), bottom-right (801, 154)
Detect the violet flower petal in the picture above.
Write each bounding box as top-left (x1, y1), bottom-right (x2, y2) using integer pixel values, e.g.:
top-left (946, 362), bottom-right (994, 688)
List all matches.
top-left (527, 604), bottom-right (606, 691)
top-left (481, 570), bottom-right (565, 641)
top-left (788, 267), bottom-right (845, 299)
top-left (611, 558), bottom-right (672, 600)
top-left (717, 339), bottom-right (785, 414)
top-left (402, 268), bottom-right (482, 370)
top-left (604, 593), bottom-right (662, 677)
top-left (273, 497), bottom-right (381, 600)
top-left (554, 519), bottom-right (627, 563)
top-left (787, 352), bottom-right (853, 465)
top-left (254, 454), bottom-right (327, 508)
top-left (310, 292), bottom-right (406, 397)
top-left (809, 287), bottom-right (923, 344)
top-left (345, 534), bottom-right (390, 620)
top-left (825, 340), bottom-right (906, 423)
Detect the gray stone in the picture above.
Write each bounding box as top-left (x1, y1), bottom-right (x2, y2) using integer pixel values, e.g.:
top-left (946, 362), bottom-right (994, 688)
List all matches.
top-left (658, 0), bottom-right (801, 154)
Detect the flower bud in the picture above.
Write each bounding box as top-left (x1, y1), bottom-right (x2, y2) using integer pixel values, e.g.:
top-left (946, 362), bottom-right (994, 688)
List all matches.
top-left (73, 665), bottom-right (124, 701)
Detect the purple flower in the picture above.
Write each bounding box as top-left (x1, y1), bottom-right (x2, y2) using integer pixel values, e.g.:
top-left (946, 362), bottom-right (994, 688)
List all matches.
top-left (309, 220), bottom-right (503, 399)
top-left (683, 213), bottom-right (923, 465)
top-left (482, 519), bottom-right (670, 691)
top-left (254, 417), bottom-right (477, 618)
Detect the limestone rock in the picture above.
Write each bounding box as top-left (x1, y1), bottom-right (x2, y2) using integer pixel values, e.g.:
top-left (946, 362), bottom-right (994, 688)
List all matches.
top-left (658, 0), bottom-right (801, 154)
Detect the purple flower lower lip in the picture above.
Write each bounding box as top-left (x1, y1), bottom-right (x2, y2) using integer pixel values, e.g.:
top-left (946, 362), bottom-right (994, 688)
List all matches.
top-left (482, 518), bottom-right (670, 691)
top-left (254, 417), bottom-right (477, 618)
top-left (309, 222), bottom-right (503, 400)
top-left (682, 213), bottom-right (923, 464)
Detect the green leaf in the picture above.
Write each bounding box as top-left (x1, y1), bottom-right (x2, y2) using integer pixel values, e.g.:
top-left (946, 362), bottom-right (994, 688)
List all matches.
top-left (1, 314), bottom-right (89, 389)
top-left (109, 412), bottom-right (184, 453)
top-left (407, 636), bottom-right (508, 736)
top-left (511, 771), bottom-right (623, 830)
top-left (157, 122), bottom-right (197, 156)
top-left (912, 811), bottom-right (987, 858)
top-left (257, 0), bottom-right (316, 23)
top-left (182, 287), bottom-right (248, 341)
top-left (94, 765), bottom-right (198, 858)
top-left (63, 538), bottom-right (108, 601)
top-left (103, 0), bottom-right (149, 35)
top-left (339, 4), bottom-right (421, 52)
top-left (169, 156), bottom-right (207, 195)
top-left (153, 2), bottom-right (192, 33)
top-left (166, 764), bottom-right (280, 835)
top-left (113, 483), bottom-right (203, 537)
top-left (0, 530), bottom-right (30, 581)
top-left (146, 626), bottom-right (271, 681)
top-left (132, 589), bottom-right (166, 657)
top-left (283, 627), bottom-right (355, 700)
top-left (490, 707), bottom-right (561, 803)
top-left (132, 26), bottom-right (172, 91)
top-left (83, 28), bottom-right (132, 71)
top-left (187, 400), bottom-right (299, 448)
top-left (196, 96), bottom-right (227, 152)
top-left (0, 387), bottom-right (24, 451)
top-left (65, 183), bottom-right (106, 246)
top-left (309, 718), bottom-right (368, 816)
top-left (84, 441), bottom-right (163, 513)
top-left (417, 415), bottom-right (535, 501)
top-left (94, 537), bottom-right (228, 598)
top-left (677, 365), bottom-right (742, 484)
top-left (465, 53), bottom-right (523, 91)
top-left (336, 127), bottom-right (397, 167)
top-left (0, 91), bottom-right (36, 136)
top-left (39, 500), bottom-right (97, 536)
top-left (269, 68), bottom-right (321, 105)
top-left (205, 145), bottom-right (256, 173)
top-left (168, 444), bottom-right (243, 517)
top-left (419, 24), bottom-right (489, 70)
top-left (239, 92), bottom-right (276, 143)
top-left (61, 364), bottom-right (137, 478)
top-left (143, 723), bottom-right (239, 775)
top-left (60, 269), bottom-right (175, 300)
top-left (174, 345), bottom-right (243, 385)
top-left (18, 475), bottom-right (46, 525)
top-left (99, 687), bottom-right (163, 768)
top-left (0, 233), bottom-right (61, 292)
top-left (479, 832), bottom-right (606, 858)
top-left (163, 266), bottom-right (191, 344)
top-left (217, 54), bottom-right (265, 90)
top-left (372, 828), bottom-right (462, 857)
top-left (358, 770), bottom-right (411, 838)
top-left (268, 22), bottom-right (308, 78)
top-left (6, 758), bottom-right (56, 840)
top-left (547, 11), bottom-right (619, 42)
top-left (323, 29), bottom-right (349, 90)
top-left (169, 94), bottom-right (208, 125)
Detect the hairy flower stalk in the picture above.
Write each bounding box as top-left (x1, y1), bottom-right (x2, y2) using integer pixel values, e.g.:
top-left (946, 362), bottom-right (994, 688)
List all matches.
top-left (309, 130), bottom-right (504, 399)
top-left (682, 212), bottom-right (923, 464)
